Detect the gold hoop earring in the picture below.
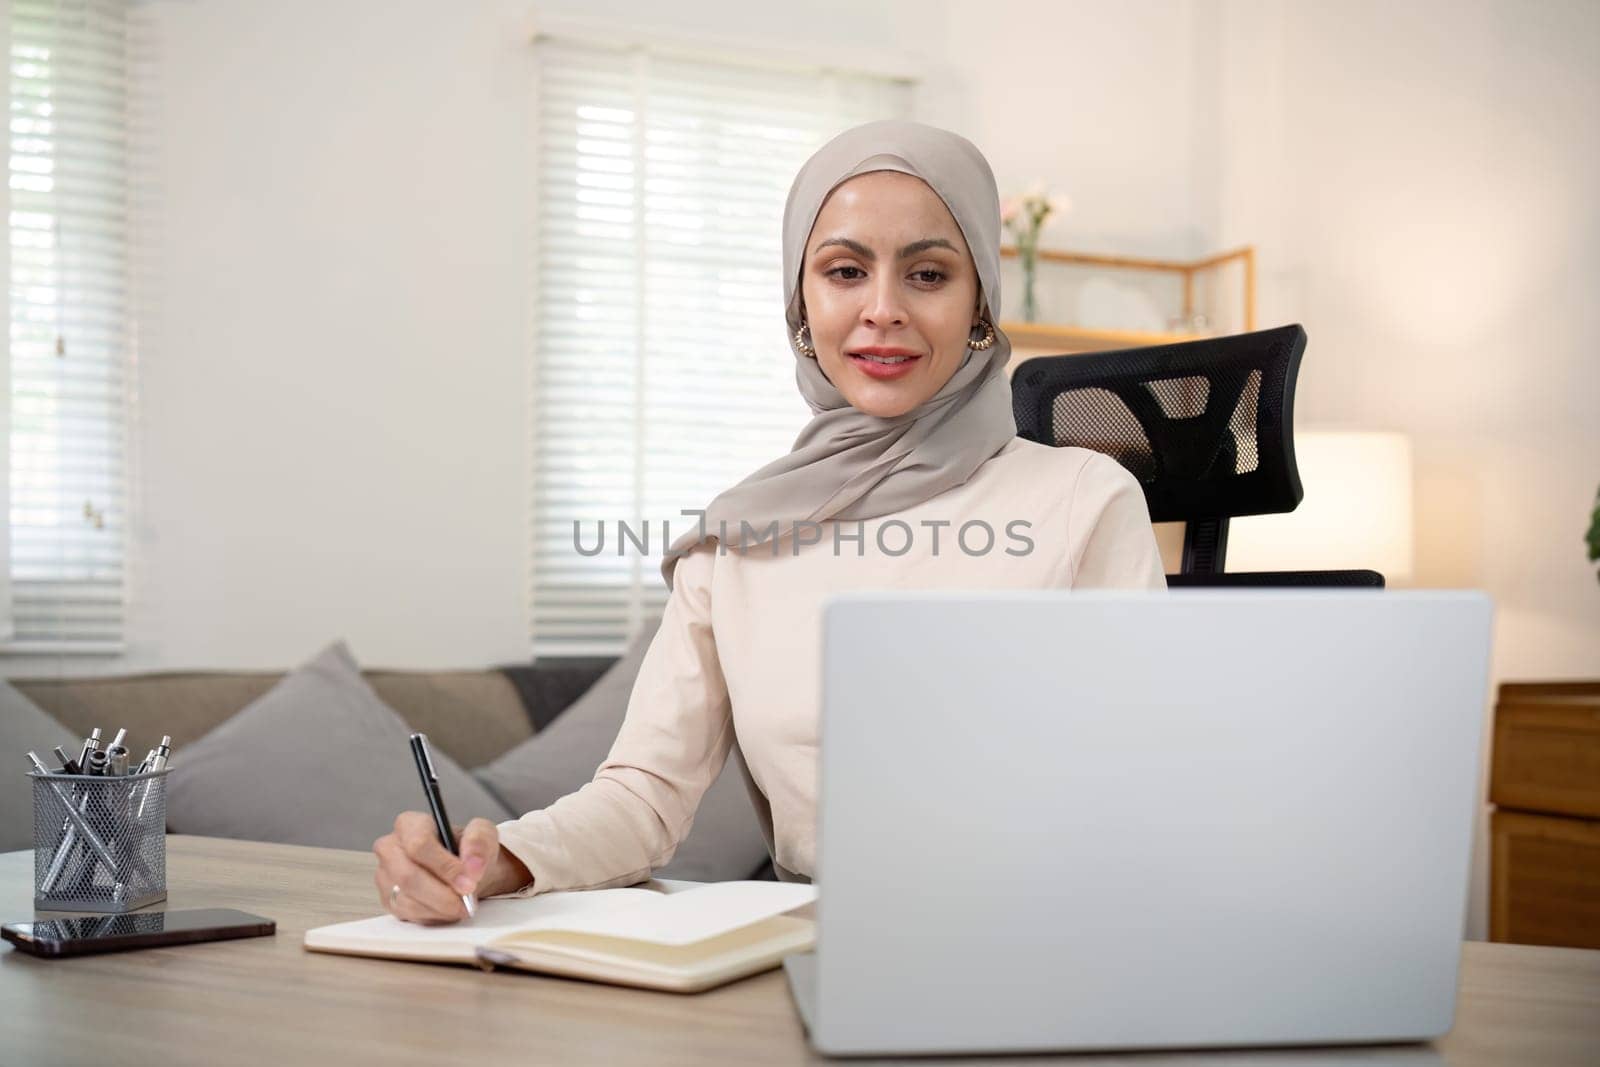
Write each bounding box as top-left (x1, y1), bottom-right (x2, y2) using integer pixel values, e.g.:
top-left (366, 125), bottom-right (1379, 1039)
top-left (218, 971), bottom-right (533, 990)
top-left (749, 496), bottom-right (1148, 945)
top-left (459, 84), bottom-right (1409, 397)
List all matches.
top-left (794, 321), bottom-right (817, 359)
top-left (968, 320), bottom-right (997, 351)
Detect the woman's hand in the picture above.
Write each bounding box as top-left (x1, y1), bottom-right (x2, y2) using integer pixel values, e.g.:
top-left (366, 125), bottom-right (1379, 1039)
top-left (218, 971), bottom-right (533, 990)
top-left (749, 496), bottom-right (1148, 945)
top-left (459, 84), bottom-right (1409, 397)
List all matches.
top-left (372, 813), bottom-right (533, 924)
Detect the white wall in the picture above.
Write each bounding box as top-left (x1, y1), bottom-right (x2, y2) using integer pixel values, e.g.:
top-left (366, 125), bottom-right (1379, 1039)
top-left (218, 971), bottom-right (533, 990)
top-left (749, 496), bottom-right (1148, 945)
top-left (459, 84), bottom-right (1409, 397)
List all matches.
top-left (94, 0), bottom-right (538, 672)
top-left (8, 0), bottom-right (952, 674)
top-left (923, 0), bottom-right (1209, 259)
top-left (11, 0), bottom-right (1203, 675)
top-left (1204, 0), bottom-right (1600, 685)
top-left (5, 0), bottom-right (1589, 673)
top-left (908, 0), bottom-right (1600, 688)
top-left (11, 0), bottom-right (1597, 695)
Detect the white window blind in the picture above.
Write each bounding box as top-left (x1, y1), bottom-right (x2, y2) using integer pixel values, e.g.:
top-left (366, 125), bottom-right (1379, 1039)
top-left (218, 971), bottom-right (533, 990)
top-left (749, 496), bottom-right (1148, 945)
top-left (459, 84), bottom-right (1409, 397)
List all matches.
top-left (531, 37), bottom-right (915, 655)
top-left (6, 0), bottom-right (130, 653)
top-left (531, 37), bottom-right (912, 656)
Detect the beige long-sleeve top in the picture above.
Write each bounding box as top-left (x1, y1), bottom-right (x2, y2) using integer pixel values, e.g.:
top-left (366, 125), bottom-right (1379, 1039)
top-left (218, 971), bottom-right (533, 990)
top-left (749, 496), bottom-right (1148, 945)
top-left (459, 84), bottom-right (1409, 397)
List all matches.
top-left (496, 437), bottom-right (1167, 894)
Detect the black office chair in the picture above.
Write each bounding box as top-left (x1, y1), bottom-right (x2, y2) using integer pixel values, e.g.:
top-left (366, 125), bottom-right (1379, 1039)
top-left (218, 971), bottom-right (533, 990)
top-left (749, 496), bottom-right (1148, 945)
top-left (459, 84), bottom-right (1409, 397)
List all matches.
top-left (1011, 323), bottom-right (1384, 588)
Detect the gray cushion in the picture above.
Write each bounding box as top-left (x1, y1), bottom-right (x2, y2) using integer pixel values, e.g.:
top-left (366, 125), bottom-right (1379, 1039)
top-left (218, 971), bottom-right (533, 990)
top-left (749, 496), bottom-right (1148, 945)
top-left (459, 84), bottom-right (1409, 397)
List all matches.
top-left (166, 641), bottom-right (510, 850)
top-left (475, 617), bottom-right (769, 882)
top-left (0, 681), bottom-right (79, 852)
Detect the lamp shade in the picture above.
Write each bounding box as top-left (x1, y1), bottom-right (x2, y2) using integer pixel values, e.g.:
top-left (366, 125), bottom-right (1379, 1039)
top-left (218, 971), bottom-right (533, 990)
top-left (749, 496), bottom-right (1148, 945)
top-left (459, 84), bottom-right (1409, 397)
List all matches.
top-left (1226, 430), bottom-right (1414, 581)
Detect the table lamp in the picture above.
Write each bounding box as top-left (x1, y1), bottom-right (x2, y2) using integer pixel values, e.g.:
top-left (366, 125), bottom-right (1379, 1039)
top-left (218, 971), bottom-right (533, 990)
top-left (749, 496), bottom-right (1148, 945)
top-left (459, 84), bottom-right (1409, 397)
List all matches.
top-left (1225, 429), bottom-right (1414, 582)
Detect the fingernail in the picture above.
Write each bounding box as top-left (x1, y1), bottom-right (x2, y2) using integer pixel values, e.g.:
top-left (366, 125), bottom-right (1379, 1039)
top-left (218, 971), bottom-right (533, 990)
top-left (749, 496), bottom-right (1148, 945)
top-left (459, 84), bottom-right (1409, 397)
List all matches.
top-left (464, 855), bottom-right (485, 876)
top-left (454, 874), bottom-right (475, 894)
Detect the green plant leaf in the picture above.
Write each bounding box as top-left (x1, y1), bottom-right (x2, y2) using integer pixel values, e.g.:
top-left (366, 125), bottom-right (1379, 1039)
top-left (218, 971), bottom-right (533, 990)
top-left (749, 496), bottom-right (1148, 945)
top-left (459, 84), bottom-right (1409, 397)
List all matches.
top-left (1587, 483), bottom-right (1600, 584)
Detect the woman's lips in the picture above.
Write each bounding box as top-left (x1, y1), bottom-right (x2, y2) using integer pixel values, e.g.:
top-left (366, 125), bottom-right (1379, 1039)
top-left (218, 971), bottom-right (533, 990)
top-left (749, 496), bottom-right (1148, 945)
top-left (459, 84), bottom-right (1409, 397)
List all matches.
top-left (847, 348), bottom-right (923, 380)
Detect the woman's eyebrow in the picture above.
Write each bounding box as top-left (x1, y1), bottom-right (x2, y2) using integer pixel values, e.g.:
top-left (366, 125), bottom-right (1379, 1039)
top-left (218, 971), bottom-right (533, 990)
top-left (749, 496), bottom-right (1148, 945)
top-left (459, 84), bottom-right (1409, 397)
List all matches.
top-left (813, 236), bottom-right (959, 260)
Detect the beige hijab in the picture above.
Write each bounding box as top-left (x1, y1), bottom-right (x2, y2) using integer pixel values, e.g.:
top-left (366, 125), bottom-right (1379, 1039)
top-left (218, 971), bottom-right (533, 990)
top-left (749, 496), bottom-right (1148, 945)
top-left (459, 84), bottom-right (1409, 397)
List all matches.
top-left (660, 119), bottom-right (1017, 590)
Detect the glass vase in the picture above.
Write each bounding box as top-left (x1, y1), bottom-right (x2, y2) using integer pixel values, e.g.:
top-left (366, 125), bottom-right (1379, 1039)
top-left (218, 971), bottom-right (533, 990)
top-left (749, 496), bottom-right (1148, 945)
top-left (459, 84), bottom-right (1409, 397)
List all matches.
top-left (1020, 249), bottom-right (1038, 323)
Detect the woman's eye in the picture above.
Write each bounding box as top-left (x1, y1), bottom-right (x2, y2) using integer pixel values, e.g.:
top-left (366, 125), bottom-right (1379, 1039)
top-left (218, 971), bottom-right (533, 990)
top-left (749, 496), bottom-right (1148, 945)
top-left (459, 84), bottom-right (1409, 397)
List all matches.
top-left (827, 265), bottom-right (865, 281)
top-left (912, 269), bottom-right (946, 285)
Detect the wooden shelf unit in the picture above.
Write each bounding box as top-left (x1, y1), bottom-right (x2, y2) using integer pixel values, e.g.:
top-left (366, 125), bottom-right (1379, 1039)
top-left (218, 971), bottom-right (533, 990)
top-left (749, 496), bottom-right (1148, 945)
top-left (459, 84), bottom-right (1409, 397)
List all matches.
top-left (997, 244), bottom-right (1256, 367)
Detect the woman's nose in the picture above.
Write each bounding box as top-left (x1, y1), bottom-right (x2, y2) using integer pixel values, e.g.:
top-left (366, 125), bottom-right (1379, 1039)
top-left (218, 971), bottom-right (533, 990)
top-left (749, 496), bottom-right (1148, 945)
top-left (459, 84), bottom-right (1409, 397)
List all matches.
top-left (861, 276), bottom-right (908, 329)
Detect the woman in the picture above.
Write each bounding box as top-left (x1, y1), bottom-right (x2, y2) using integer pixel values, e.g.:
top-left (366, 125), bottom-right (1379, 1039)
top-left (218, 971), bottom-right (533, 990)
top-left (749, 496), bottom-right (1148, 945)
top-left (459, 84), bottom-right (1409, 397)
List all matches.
top-left (373, 120), bottom-right (1165, 922)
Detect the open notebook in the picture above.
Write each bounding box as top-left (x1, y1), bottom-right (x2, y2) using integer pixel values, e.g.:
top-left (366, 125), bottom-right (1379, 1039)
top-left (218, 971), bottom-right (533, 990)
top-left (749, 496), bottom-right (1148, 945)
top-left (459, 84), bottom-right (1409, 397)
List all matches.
top-left (304, 880), bottom-right (817, 993)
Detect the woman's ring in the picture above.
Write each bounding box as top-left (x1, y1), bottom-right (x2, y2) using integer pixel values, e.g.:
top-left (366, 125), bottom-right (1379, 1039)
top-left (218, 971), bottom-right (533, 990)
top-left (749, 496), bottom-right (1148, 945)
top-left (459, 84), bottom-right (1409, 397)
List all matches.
top-left (390, 882), bottom-right (402, 908)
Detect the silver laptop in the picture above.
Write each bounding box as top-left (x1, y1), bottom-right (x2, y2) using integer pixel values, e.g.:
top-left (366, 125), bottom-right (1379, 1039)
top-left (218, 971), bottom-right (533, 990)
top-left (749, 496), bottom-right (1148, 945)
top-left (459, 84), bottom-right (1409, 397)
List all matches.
top-left (785, 590), bottom-right (1492, 1057)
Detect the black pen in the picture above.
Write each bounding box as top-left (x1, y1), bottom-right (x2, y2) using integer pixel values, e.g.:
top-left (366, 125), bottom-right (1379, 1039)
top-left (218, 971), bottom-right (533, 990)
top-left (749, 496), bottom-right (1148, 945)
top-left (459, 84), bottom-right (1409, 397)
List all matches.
top-left (52, 746), bottom-right (82, 776)
top-left (408, 732), bottom-right (476, 918)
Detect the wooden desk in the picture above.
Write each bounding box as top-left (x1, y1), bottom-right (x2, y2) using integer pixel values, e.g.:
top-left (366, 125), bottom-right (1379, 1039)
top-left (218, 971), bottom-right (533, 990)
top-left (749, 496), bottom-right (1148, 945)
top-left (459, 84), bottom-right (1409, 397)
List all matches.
top-left (2, 836), bottom-right (1597, 1066)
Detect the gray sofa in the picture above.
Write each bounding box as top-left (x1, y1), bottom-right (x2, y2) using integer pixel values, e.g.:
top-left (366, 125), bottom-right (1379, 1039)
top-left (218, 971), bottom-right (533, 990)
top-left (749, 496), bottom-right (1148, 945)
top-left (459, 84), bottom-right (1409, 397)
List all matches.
top-left (4, 637), bottom-right (773, 883)
top-left (13, 665), bottom-right (542, 772)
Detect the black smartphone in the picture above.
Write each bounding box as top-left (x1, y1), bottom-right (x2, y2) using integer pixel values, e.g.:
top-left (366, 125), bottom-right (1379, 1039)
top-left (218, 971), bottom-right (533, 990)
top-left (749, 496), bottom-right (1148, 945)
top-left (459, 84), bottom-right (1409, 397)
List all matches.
top-left (2, 908), bottom-right (275, 958)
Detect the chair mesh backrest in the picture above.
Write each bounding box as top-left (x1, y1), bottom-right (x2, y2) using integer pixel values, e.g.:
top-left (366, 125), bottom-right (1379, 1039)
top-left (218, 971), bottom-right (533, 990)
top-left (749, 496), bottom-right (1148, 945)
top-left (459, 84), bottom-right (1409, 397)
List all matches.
top-left (1011, 324), bottom-right (1306, 523)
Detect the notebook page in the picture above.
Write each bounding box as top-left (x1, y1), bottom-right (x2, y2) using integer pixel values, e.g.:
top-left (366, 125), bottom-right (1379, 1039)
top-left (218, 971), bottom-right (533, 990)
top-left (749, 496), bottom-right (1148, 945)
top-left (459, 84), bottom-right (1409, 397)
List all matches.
top-left (499, 881), bottom-right (817, 947)
top-left (305, 886), bottom-right (660, 952)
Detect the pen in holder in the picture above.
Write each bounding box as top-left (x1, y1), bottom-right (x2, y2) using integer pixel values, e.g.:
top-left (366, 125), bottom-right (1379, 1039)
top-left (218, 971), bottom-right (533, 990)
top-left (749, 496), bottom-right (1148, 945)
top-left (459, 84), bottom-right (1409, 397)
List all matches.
top-left (30, 764), bottom-right (170, 913)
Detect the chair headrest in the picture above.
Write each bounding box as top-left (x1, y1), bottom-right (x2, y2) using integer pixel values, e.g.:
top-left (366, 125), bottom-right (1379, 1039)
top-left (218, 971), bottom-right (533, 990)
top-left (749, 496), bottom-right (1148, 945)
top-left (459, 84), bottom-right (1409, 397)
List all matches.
top-left (1011, 324), bottom-right (1306, 523)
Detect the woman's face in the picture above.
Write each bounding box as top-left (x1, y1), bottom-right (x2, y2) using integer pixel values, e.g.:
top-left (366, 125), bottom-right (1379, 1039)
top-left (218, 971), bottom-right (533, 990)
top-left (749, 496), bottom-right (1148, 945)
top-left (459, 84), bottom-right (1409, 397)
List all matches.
top-left (799, 171), bottom-right (984, 419)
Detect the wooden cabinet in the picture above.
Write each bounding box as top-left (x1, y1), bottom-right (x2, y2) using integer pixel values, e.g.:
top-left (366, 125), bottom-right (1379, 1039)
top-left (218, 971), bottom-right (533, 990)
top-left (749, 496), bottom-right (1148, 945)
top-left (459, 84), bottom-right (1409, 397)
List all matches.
top-left (1489, 682), bottom-right (1600, 948)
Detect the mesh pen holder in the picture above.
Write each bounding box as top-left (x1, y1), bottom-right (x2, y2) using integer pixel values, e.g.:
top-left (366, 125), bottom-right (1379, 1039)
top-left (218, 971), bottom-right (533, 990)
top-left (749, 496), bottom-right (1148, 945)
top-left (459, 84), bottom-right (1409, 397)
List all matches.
top-left (31, 768), bottom-right (169, 912)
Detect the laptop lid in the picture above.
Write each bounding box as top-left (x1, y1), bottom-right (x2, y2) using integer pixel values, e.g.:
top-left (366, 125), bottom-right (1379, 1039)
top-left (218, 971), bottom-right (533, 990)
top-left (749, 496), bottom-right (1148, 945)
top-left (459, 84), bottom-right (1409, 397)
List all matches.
top-left (811, 590), bottom-right (1492, 1056)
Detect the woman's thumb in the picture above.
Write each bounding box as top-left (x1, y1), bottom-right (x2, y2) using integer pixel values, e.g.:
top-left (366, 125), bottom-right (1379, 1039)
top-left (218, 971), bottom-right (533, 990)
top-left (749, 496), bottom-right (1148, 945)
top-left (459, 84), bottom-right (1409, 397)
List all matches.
top-left (457, 818), bottom-right (499, 882)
